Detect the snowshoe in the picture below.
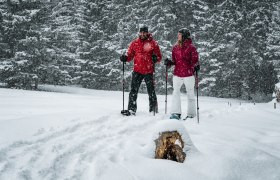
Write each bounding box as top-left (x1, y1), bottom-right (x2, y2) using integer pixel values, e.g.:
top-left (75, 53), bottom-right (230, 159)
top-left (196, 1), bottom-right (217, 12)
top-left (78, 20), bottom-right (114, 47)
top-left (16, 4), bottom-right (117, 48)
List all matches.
top-left (170, 113), bottom-right (181, 120)
top-left (183, 115), bottom-right (194, 120)
top-left (121, 110), bottom-right (136, 116)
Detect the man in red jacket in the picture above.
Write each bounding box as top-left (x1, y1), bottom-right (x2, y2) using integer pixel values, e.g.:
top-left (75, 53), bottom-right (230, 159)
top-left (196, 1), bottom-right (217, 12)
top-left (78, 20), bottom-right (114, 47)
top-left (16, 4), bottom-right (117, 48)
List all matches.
top-left (165, 28), bottom-right (200, 120)
top-left (120, 25), bottom-right (162, 116)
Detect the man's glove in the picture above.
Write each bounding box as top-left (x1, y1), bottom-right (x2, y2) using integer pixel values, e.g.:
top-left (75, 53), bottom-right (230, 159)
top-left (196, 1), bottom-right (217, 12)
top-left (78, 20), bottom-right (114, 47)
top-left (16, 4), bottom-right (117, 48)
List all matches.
top-left (164, 58), bottom-right (174, 66)
top-left (194, 65), bottom-right (200, 72)
top-left (120, 54), bottom-right (128, 62)
top-left (152, 54), bottom-right (157, 63)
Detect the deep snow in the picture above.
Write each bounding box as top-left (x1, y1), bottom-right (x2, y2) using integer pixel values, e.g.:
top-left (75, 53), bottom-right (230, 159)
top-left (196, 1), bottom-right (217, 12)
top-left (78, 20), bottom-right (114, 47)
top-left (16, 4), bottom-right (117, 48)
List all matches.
top-left (0, 86), bottom-right (280, 180)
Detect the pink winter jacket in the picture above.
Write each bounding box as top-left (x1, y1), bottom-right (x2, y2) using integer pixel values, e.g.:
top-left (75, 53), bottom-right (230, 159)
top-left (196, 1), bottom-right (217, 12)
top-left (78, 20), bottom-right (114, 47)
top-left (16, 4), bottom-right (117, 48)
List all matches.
top-left (172, 39), bottom-right (199, 77)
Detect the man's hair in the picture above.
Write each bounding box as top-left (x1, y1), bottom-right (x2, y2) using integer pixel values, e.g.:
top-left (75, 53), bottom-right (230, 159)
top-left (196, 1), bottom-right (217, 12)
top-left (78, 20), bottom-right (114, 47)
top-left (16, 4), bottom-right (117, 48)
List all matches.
top-left (139, 26), bottom-right (148, 33)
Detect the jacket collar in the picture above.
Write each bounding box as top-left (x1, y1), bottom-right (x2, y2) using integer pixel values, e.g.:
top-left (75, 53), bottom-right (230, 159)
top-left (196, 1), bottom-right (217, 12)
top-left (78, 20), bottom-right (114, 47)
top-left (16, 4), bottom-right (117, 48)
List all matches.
top-left (176, 38), bottom-right (192, 48)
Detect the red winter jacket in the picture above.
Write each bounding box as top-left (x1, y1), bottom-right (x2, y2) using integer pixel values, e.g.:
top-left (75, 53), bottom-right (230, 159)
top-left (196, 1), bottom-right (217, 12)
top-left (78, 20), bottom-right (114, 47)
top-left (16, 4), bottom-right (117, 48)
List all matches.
top-left (172, 39), bottom-right (199, 77)
top-left (127, 33), bottom-right (162, 74)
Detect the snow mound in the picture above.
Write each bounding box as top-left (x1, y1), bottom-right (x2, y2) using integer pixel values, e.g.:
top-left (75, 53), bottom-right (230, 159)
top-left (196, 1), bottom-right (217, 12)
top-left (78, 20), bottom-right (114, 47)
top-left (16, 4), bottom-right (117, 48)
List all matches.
top-left (149, 120), bottom-right (199, 157)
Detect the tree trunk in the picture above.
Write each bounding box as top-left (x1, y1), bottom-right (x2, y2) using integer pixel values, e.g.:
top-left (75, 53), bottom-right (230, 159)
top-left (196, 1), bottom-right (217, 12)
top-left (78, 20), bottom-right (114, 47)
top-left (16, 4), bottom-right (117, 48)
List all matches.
top-left (155, 131), bottom-right (186, 163)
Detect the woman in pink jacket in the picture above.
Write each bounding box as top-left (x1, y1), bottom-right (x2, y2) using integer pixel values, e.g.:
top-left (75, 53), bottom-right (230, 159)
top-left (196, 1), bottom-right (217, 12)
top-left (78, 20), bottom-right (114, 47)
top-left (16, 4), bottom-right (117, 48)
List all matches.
top-left (165, 28), bottom-right (200, 120)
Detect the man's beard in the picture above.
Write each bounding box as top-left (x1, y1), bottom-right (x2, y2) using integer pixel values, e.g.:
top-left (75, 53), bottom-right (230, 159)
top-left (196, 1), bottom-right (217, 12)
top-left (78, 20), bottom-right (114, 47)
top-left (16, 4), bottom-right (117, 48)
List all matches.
top-left (139, 34), bottom-right (148, 40)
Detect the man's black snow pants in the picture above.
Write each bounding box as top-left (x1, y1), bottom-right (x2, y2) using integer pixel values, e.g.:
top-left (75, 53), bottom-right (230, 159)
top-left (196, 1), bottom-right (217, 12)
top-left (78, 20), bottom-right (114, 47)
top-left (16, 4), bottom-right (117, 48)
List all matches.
top-left (128, 71), bottom-right (157, 113)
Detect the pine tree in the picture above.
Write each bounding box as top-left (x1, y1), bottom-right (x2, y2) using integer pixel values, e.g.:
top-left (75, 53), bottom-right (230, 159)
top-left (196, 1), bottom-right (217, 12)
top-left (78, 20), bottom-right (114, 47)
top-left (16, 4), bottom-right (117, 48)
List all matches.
top-left (78, 0), bottom-right (122, 90)
top-left (0, 0), bottom-right (46, 89)
top-left (267, 1), bottom-right (280, 78)
top-left (240, 0), bottom-right (277, 99)
top-left (47, 0), bottom-right (87, 85)
top-left (259, 60), bottom-right (278, 95)
top-left (0, 0), bottom-right (19, 59)
top-left (200, 0), bottom-right (242, 97)
top-left (0, 0), bottom-right (278, 101)
top-left (0, 8), bottom-right (11, 59)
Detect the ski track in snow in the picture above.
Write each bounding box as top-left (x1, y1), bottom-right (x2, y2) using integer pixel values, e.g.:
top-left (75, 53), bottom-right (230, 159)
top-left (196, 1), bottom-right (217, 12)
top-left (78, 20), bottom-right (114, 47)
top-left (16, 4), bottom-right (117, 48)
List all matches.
top-left (0, 88), bottom-right (280, 180)
top-left (0, 112), bottom-right (162, 180)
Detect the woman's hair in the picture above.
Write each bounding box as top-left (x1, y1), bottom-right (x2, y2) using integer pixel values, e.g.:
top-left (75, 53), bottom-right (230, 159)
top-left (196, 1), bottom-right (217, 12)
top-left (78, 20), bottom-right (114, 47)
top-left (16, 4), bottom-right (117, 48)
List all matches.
top-left (177, 28), bottom-right (191, 46)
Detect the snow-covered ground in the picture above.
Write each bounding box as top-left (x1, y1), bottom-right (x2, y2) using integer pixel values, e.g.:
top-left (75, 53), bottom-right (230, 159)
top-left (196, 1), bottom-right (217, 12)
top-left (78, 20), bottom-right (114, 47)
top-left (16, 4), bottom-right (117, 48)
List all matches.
top-left (0, 85), bottom-right (280, 180)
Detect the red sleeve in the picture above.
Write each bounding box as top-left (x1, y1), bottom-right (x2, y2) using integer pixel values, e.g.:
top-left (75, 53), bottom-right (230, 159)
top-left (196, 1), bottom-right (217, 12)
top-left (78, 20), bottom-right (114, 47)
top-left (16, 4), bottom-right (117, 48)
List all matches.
top-left (153, 41), bottom-right (162, 63)
top-left (126, 41), bottom-right (135, 62)
top-left (191, 46), bottom-right (199, 67)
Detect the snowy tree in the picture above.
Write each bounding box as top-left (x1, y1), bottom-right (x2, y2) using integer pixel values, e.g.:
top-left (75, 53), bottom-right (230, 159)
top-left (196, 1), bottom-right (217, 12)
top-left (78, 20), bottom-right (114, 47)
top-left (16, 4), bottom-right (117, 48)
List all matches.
top-left (77, 0), bottom-right (122, 90)
top-left (199, 0), bottom-right (242, 97)
top-left (46, 0), bottom-right (82, 85)
top-left (267, 1), bottom-right (280, 79)
top-left (0, 8), bottom-right (11, 59)
top-left (0, 0), bottom-right (278, 101)
top-left (259, 60), bottom-right (278, 96)
top-left (198, 0), bottom-right (278, 100)
top-left (0, 0), bottom-right (46, 89)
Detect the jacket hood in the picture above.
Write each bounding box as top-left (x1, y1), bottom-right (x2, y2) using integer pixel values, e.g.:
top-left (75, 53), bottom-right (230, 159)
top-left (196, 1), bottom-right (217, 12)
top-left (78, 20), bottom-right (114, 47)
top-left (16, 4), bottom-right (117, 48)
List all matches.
top-left (183, 38), bottom-right (192, 46)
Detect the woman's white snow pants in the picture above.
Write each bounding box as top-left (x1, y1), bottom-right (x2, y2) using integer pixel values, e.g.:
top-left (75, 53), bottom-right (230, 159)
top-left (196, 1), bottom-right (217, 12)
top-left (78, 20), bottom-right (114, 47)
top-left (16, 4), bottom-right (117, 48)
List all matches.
top-left (170, 75), bottom-right (196, 116)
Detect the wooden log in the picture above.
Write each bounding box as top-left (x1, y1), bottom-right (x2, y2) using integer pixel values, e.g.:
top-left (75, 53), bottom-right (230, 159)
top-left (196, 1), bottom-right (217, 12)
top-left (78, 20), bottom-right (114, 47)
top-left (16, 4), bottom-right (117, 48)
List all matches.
top-left (154, 131), bottom-right (186, 163)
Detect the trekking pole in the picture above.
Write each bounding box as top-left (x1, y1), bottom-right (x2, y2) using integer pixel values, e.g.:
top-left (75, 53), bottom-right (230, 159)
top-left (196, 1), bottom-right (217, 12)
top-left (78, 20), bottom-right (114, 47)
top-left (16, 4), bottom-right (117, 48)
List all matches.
top-left (153, 62), bottom-right (156, 116)
top-left (195, 70), bottom-right (199, 123)
top-left (165, 64), bottom-right (168, 114)
top-left (122, 53), bottom-right (125, 112)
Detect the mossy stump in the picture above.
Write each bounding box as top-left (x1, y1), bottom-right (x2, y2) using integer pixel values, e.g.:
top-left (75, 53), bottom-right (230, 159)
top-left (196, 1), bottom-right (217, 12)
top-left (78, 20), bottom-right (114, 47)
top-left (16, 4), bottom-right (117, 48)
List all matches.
top-left (155, 131), bottom-right (186, 163)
